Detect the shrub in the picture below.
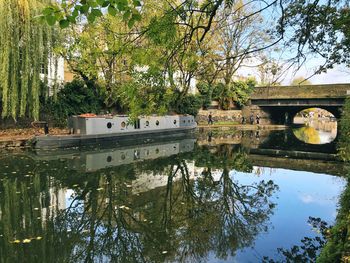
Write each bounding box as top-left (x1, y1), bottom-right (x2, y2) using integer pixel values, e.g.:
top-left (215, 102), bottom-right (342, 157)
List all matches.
top-left (42, 79), bottom-right (105, 126)
top-left (232, 78), bottom-right (256, 107)
top-left (338, 97), bottom-right (350, 160)
top-left (196, 82), bottom-right (213, 109)
top-left (212, 79), bottom-right (256, 109)
top-left (170, 93), bottom-right (203, 116)
top-left (212, 83), bottom-right (232, 110)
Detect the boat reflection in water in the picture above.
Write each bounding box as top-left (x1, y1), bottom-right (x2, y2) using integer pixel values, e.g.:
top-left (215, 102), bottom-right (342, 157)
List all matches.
top-left (33, 137), bottom-right (196, 172)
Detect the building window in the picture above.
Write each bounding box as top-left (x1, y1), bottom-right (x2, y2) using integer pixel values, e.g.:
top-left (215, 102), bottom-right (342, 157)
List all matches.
top-left (40, 63), bottom-right (46, 74)
top-left (173, 120), bottom-right (177, 125)
top-left (121, 122), bottom-right (126, 128)
top-left (107, 122), bottom-right (112, 129)
top-left (145, 121), bottom-right (149, 127)
top-left (156, 120), bottom-right (159, 126)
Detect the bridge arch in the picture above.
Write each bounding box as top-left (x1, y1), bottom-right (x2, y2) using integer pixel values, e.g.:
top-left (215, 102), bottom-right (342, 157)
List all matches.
top-left (261, 105), bottom-right (342, 125)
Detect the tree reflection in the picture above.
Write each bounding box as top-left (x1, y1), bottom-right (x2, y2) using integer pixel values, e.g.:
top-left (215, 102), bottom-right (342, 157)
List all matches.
top-left (293, 126), bottom-right (321, 144)
top-left (262, 217), bottom-right (328, 263)
top-left (0, 144), bottom-right (278, 262)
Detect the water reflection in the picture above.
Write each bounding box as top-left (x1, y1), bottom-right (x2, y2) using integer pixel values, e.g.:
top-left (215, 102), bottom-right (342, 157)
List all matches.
top-left (0, 140), bottom-right (278, 263)
top-left (0, 134), bottom-right (346, 262)
top-left (293, 116), bottom-right (337, 145)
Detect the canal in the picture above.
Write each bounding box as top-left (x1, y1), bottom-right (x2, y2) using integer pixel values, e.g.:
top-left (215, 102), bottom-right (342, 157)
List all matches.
top-left (0, 125), bottom-right (347, 262)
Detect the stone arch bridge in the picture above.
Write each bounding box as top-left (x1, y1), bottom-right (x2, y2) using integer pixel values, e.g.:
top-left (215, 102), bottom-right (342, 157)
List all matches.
top-left (243, 84), bottom-right (350, 124)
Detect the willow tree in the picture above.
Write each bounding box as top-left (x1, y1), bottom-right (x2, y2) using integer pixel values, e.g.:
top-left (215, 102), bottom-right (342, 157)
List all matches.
top-left (0, 0), bottom-right (55, 120)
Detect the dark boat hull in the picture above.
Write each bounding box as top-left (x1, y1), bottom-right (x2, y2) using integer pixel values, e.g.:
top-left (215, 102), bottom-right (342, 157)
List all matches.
top-left (32, 126), bottom-right (196, 149)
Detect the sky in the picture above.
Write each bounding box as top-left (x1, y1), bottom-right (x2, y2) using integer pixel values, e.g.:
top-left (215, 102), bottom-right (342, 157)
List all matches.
top-left (236, 58), bottom-right (350, 85)
top-left (283, 61), bottom-right (350, 85)
top-left (240, 0), bottom-right (350, 85)
top-left (292, 66), bottom-right (350, 84)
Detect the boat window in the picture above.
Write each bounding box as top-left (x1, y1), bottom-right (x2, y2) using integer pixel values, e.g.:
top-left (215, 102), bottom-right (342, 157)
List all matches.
top-left (107, 156), bottom-right (112, 162)
top-left (121, 121), bottom-right (126, 128)
top-left (173, 120), bottom-right (177, 125)
top-left (107, 122), bottom-right (112, 129)
top-left (134, 119), bottom-right (140, 129)
top-left (145, 121), bottom-right (149, 127)
top-left (183, 120), bottom-right (185, 123)
top-left (134, 150), bottom-right (140, 160)
top-left (188, 120), bottom-right (190, 123)
top-left (156, 120), bottom-right (159, 126)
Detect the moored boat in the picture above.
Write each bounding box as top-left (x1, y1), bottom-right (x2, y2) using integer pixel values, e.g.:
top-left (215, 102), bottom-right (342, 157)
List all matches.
top-left (32, 114), bottom-right (197, 149)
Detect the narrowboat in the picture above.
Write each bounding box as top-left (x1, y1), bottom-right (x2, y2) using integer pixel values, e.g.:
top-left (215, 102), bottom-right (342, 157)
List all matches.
top-left (32, 114), bottom-right (197, 149)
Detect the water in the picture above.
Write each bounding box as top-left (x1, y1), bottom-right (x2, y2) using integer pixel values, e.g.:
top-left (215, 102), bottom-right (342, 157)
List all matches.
top-left (0, 128), bottom-right (347, 262)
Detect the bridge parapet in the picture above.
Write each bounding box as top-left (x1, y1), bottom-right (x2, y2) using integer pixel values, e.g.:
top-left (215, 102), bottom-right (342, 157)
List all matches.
top-left (251, 84), bottom-right (350, 100)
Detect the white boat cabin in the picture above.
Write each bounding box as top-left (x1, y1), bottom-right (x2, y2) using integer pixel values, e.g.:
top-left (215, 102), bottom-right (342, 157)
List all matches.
top-left (68, 115), bottom-right (197, 135)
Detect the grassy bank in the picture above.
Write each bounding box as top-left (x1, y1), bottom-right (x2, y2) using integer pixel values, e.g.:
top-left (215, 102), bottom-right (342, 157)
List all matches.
top-left (317, 178), bottom-right (350, 262)
top-left (317, 97), bottom-right (350, 262)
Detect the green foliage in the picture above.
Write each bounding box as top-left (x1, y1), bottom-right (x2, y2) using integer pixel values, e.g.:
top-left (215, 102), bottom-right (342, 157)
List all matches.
top-left (317, 179), bottom-right (350, 263)
top-left (196, 82), bottom-right (213, 109)
top-left (42, 80), bottom-right (104, 126)
top-left (41, 0), bottom-right (141, 29)
top-left (232, 78), bottom-right (256, 107)
top-left (0, 0), bottom-right (55, 120)
top-left (338, 98), bottom-right (350, 161)
top-left (212, 83), bottom-right (231, 110)
top-left (170, 93), bottom-right (203, 116)
top-left (212, 79), bottom-right (256, 109)
top-left (117, 69), bottom-right (173, 119)
top-left (322, 97), bottom-right (350, 262)
top-left (146, 14), bottom-right (177, 46)
top-left (283, 1), bottom-right (350, 70)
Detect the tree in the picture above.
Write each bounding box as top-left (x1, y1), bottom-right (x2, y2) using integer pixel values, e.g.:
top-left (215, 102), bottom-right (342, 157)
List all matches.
top-left (50, 0), bottom-right (349, 79)
top-left (43, 0), bottom-right (286, 117)
top-left (290, 77), bottom-right (312, 86)
top-left (257, 56), bottom-right (285, 86)
top-left (0, 0), bottom-right (57, 120)
top-left (56, 14), bottom-right (134, 108)
top-left (199, 0), bottom-right (270, 86)
top-left (212, 79), bottom-right (256, 109)
top-left (281, 0), bottom-right (350, 72)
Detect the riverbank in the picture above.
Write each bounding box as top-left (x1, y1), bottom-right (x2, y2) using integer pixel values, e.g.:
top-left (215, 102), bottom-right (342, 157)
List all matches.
top-left (0, 128), bottom-right (68, 149)
top-left (318, 179), bottom-right (350, 262)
